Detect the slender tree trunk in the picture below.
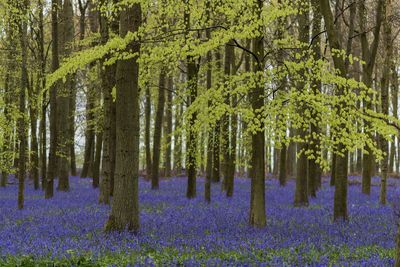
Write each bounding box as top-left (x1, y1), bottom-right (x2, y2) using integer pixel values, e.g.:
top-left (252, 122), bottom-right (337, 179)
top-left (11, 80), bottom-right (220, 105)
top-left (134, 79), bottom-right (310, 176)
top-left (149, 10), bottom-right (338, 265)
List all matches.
top-left (359, 0), bottom-right (384, 195)
top-left (151, 70), bottom-right (166, 190)
top-left (320, 0), bottom-right (352, 221)
top-left (249, 0), bottom-right (266, 227)
top-left (205, 22), bottom-right (213, 202)
top-left (212, 50), bottom-right (222, 183)
top-left (17, 0), bottom-right (29, 209)
top-left (278, 143), bottom-right (287, 186)
top-left (38, 0), bottom-right (46, 190)
top-left (99, 0), bottom-right (117, 204)
top-left (173, 102), bottom-right (183, 173)
top-left (46, 0), bottom-right (60, 199)
top-left (57, 0), bottom-right (74, 192)
top-left (307, 0), bottom-right (322, 196)
top-left (390, 53), bottom-right (398, 174)
top-left (29, 81), bottom-right (40, 190)
top-left (294, 1), bottom-right (309, 206)
top-left (379, 1), bottom-right (391, 205)
top-left (92, 132), bottom-right (102, 188)
top-left (184, 3), bottom-right (199, 199)
top-left (105, 2), bottom-right (141, 233)
top-left (145, 84), bottom-right (152, 179)
top-left (164, 77), bottom-right (173, 177)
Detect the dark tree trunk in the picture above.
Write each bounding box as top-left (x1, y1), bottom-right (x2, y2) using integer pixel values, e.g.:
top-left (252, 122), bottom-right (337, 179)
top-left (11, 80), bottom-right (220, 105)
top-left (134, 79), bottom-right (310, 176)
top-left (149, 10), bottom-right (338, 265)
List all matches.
top-left (379, 4), bottom-right (391, 205)
top-left (46, 0), bottom-right (60, 199)
top-left (92, 132), bottom-right (102, 188)
top-left (390, 54), bottom-right (398, 174)
top-left (17, 0), bottom-right (29, 209)
top-left (99, 0), bottom-right (117, 204)
top-left (249, 0), bottom-right (266, 227)
top-left (287, 128), bottom-right (296, 177)
top-left (38, 0), bottom-right (46, 190)
top-left (359, 0), bottom-right (384, 195)
top-left (330, 153), bottom-right (336, 186)
top-left (57, 0), bottom-right (74, 192)
top-left (222, 42), bottom-right (233, 191)
top-left (184, 3), bottom-right (199, 199)
top-left (105, 2), bottom-right (141, 233)
top-left (81, 94), bottom-right (95, 178)
top-left (145, 85), bottom-right (152, 179)
top-left (307, 0), bottom-right (322, 196)
top-left (278, 143), bottom-right (287, 186)
top-left (164, 77), bottom-right (173, 177)
top-left (320, 0), bottom-right (351, 221)
top-left (212, 50), bottom-right (222, 183)
top-left (151, 70), bottom-right (166, 190)
top-left (294, 2), bottom-right (309, 207)
top-left (173, 102), bottom-right (183, 173)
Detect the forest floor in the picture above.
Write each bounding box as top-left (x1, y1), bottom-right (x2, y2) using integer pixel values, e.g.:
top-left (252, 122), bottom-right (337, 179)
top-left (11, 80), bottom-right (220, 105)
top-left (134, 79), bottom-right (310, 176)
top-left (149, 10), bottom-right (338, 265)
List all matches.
top-left (0, 175), bottom-right (398, 266)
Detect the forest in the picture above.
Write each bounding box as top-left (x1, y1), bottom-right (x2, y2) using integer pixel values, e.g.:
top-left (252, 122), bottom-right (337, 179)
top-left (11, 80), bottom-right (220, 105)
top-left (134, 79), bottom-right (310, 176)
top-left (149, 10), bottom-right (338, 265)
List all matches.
top-left (0, 0), bottom-right (400, 265)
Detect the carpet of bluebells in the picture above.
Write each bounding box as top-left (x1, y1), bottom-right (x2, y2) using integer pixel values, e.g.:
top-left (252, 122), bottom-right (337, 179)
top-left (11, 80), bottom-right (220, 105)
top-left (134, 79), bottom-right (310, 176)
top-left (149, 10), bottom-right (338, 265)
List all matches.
top-left (0, 175), bottom-right (399, 266)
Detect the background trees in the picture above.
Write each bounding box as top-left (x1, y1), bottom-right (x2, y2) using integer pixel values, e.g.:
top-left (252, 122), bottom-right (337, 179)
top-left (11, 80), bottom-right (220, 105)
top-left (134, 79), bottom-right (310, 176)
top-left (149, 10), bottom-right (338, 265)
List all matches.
top-left (0, 0), bottom-right (399, 244)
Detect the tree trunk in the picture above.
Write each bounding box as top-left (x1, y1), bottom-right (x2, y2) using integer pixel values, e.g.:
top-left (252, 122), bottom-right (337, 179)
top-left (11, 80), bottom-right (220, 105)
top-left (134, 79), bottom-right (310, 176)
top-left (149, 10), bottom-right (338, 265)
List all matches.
top-left (320, 0), bottom-right (350, 221)
top-left (278, 143), bottom-right (287, 186)
top-left (92, 132), bottom-right (102, 188)
top-left (38, 0), bottom-right (46, 190)
top-left (308, 0), bottom-right (322, 196)
top-left (105, 2), bottom-right (141, 233)
top-left (174, 102), bottom-right (183, 173)
top-left (359, 0), bottom-right (384, 195)
top-left (98, 0), bottom-right (117, 204)
top-left (390, 54), bottom-right (398, 174)
top-left (379, 1), bottom-right (391, 205)
top-left (164, 77), bottom-right (173, 177)
top-left (294, 1), bottom-right (309, 207)
top-left (17, 0), bottom-right (29, 209)
top-left (249, 0), bottom-right (266, 227)
top-left (46, 0), bottom-right (60, 199)
top-left (145, 85), bottom-right (152, 179)
top-left (151, 70), bottom-right (166, 190)
top-left (57, 0), bottom-right (74, 192)
top-left (212, 50), bottom-right (222, 183)
top-left (184, 3), bottom-right (199, 199)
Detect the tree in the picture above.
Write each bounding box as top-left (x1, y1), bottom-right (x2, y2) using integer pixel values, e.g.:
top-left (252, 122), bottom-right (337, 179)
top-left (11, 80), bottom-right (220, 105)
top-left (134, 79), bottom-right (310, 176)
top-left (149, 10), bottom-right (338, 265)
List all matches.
top-left (57, 0), bottom-right (74, 192)
top-left (99, 0), bottom-right (117, 204)
top-left (45, 0), bottom-right (60, 199)
top-left (249, 0), bottom-right (266, 228)
top-left (185, 1), bottom-right (199, 199)
top-left (359, 0), bottom-right (384, 195)
top-left (151, 69), bottom-right (166, 190)
top-left (16, 0), bottom-right (29, 209)
top-left (319, 0), bottom-right (350, 221)
top-left (379, 0), bottom-right (392, 205)
top-left (105, 1), bottom-right (141, 233)
top-left (294, 0), bottom-right (310, 207)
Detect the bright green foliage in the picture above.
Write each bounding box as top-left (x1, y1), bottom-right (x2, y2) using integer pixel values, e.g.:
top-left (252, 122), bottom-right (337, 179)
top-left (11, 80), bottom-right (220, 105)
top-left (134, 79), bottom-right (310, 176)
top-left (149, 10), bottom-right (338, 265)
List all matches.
top-left (37, 0), bottom-right (400, 172)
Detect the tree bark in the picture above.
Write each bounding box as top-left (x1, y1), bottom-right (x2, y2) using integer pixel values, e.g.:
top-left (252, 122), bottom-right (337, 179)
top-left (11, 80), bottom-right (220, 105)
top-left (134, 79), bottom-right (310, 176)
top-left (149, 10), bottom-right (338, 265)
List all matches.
top-left (46, 0), bottom-right (60, 199)
top-left (164, 77), bottom-right (173, 177)
top-left (105, 2), bottom-right (141, 233)
top-left (379, 1), bottom-right (391, 205)
top-left (359, 0), bottom-right (384, 195)
top-left (57, 0), bottom-right (74, 192)
top-left (99, 0), bottom-right (117, 204)
top-left (320, 0), bottom-right (350, 221)
top-left (17, 0), bottom-right (29, 209)
top-left (249, 0), bottom-right (266, 228)
top-left (184, 2), bottom-right (199, 199)
top-left (151, 70), bottom-right (166, 190)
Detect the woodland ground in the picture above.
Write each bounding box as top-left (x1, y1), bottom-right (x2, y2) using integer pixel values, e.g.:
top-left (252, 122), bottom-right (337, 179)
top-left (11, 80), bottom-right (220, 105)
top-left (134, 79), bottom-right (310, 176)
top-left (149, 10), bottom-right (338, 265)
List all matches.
top-left (0, 175), bottom-right (398, 266)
